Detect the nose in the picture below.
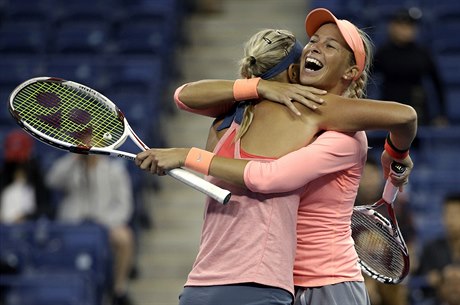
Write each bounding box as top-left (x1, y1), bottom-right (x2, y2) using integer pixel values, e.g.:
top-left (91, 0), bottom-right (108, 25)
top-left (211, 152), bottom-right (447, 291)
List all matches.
top-left (305, 43), bottom-right (321, 56)
top-left (305, 47), bottom-right (320, 58)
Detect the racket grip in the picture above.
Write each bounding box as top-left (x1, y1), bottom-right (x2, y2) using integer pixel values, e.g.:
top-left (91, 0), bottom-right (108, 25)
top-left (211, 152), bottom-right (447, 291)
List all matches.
top-left (382, 162), bottom-right (406, 203)
top-left (122, 150), bottom-right (231, 204)
top-left (167, 168), bottom-right (232, 204)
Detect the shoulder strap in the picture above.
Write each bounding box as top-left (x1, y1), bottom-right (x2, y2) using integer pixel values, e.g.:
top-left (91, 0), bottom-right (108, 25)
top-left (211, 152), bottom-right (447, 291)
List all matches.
top-left (216, 101), bottom-right (251, 131)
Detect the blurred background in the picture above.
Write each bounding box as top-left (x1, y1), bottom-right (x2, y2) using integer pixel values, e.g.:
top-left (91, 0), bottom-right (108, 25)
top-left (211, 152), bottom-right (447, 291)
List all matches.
top-left (0, 0), bottom-right (459, 305)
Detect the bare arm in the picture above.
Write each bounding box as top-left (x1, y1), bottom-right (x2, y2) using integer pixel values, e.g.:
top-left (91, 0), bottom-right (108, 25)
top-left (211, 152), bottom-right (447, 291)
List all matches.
top-left (308, 94), bottom-right (417, 150)
top-left (175, 79), bottom-right (326, 117)
top-left (178, 80), bottom-right (235, 109)
top-left (177, 80), bottom-right (417, 150)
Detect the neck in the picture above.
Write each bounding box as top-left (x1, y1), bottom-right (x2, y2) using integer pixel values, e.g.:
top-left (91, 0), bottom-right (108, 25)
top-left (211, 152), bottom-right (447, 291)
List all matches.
top-left (328, 79), bottom-right (352, 96)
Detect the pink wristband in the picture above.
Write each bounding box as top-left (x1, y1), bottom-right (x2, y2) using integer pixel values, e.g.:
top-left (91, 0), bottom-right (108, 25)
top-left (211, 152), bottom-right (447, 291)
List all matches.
top-left (233, 78), bottom-right (260, 101)
top-left (184, 147), bottom-right (215, 175)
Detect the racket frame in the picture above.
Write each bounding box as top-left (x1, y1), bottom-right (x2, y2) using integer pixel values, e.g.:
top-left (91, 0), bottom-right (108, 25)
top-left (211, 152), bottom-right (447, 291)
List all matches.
top-left (353, 200), bottom-right (410, 283)
top-left (9, 77), bottom-right (139, 158)
top-left (9, 77), bottom-right (231, 204)
top-left (352, 163), bottom-right (410, 284)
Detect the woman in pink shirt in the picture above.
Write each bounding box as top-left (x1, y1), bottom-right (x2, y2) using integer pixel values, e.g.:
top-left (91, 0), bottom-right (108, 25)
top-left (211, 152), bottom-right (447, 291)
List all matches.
top-left (136, 9), bottom-right (417, 305)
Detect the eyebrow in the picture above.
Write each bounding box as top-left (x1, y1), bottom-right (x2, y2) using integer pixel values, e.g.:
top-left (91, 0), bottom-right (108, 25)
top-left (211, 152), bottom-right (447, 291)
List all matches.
top-left (310, 34), bottom-right (343, 47)
top-left (310, 35), bottom-right (341, 45)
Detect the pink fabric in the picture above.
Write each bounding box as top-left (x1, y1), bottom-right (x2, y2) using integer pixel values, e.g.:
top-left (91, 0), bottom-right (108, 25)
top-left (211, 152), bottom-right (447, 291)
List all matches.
top-left (174, 84), bottom-right (237, 118)
top-left (184, 122), bottom-right (301, 296)
top-left (244, 130), bottom-right (367, 287)
top-left (174, 84), bottom-right (368, 288)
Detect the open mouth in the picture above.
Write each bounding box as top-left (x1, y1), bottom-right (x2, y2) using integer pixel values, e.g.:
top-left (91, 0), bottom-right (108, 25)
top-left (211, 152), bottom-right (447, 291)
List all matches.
top-left (304, 57), bottom-right (323, 72)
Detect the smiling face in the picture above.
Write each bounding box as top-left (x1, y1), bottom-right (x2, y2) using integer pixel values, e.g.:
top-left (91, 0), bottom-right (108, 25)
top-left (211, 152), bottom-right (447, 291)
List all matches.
top-left (299, 23), bottom-right (356, 95)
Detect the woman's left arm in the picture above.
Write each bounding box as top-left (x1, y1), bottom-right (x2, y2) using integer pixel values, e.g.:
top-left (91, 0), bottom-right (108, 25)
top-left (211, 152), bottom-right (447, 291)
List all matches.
top-left (135, 131), bottom-right (365, 192)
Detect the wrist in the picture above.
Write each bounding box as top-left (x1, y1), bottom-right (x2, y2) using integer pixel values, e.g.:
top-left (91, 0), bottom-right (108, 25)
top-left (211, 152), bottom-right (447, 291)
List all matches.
top-left (184, 147), bottom-right (215, 175)
top-left (233, 78), bottom-right (260, 101)
top-left (384, 133), bottom-right (410, 160)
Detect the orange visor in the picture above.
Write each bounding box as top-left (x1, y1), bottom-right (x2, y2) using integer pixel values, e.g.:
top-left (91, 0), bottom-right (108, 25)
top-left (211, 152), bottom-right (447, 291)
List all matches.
top-left (305, 8), bottom-right (365, 79)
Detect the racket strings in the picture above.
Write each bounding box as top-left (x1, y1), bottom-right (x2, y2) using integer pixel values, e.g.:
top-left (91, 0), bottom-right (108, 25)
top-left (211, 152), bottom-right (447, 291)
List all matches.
top-left (13, 81), bottom-right (124, 148)
top-left (351, 211), bottom-right (405, 279)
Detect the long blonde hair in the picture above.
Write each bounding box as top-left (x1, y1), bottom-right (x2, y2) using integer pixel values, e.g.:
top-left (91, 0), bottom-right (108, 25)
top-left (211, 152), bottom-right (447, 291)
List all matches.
top-left (236, 29), bottom-right (299, 140)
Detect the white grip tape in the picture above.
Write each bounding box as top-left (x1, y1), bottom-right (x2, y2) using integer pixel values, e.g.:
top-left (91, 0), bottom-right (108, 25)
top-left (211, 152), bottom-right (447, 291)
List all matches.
top-left (122, 152), bottom-right (231, 204)
top-left (382, 163), bottom-right (406, 203)
top-left (382, 180), bottom-right (399, 204)
top-left (168, 168), bottom-right (231, 204)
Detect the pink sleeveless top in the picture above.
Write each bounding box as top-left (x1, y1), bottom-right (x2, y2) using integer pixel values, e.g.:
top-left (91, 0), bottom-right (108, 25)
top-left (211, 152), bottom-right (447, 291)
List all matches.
top-left (184, 122), bottom-right (301, 295)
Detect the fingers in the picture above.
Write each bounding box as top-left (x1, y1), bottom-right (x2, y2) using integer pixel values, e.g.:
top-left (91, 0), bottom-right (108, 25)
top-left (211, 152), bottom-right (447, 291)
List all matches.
top-left (135, 150), bottom-right (160, 174)
top-left (294, 93), bottom-right (324, 110)
top-left (135, 148), bottom-right (184, 175)
top-left (284, 93), bottom-right (325, 115)
top-left (389, 168), bottom-right (411, 191)
top-left (300, 86), bottom-right (327, 95)
top-left (135, 151), bottom-right (149, 166)
top-left (290, 84), bottom-right (327, 95)
top-left (283, 99), bottom-right (301, 116)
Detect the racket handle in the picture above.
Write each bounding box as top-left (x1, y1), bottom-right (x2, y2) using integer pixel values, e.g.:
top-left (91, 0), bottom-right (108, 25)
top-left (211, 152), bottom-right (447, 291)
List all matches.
top-left (382, 162), bottom-right (406, 203)
top-left (118, 152), bottom-right (231, 204)
top-left (167, 168), bottom-right (232, 204)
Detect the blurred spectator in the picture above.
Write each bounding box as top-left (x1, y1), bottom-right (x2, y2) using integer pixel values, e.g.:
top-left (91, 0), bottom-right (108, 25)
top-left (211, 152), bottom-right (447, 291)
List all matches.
top-left (373, 8), bottom-right (448, 126)
top-left (355, 157), bottom-right (416, 305)
top-left (414, 193), bottom-right (460, 305)
top-left (0, 129), bottom-right (52, 223)
top-left (46, 154), bottom-right (136, 305)
top-left (436, 264), bottom-right (460, 305)
top-left (193, 0), bottom-right (223, 14)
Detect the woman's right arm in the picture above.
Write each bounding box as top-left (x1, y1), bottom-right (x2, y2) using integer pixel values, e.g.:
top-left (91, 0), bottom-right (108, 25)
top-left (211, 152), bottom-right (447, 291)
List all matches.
top-left (174, 81), bottom-right (236, 118)
top-left (174, 79), bottom-right (326, 117)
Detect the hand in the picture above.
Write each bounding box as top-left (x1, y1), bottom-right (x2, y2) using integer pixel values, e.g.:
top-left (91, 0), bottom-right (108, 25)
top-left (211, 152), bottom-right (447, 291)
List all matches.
top-left (135, 148), bottom-right (190, 175)
top-left (257, 79), bottom-right (326, 115)
top-left (381, 150), bottom-right (413, 191)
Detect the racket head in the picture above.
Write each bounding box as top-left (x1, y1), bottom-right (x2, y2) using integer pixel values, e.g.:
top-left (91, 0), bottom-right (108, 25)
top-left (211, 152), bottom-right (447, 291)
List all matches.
top-left (9, 77), bottom-right (130, 155)
top-left (352, 202), bottom-right (410, 284)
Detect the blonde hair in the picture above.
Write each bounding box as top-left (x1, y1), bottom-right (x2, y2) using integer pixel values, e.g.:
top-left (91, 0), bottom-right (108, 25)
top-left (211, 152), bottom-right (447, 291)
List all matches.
top-left (344, 28), bottom-right (374, 99)
top-left (236, 29), bottom-right (299, 140)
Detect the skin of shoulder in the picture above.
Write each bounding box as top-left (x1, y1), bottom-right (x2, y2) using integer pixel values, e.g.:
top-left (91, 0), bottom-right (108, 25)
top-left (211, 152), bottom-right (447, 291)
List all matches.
top-left (235, 100), bottom-right (320, 158)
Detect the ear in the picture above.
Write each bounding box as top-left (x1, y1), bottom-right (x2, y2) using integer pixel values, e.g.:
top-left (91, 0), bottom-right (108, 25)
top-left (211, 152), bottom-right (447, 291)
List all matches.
top-left (343, 65), bottom-right (360, 81)
top-left (288, 64), bottom-right (300, 83)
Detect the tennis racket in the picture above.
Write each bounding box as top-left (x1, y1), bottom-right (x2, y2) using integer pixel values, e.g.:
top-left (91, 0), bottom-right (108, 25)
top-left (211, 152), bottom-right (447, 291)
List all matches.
top-left (8, 77), bottom-right (231, 204)
top-left (351, 161), bottom-right (410, 284)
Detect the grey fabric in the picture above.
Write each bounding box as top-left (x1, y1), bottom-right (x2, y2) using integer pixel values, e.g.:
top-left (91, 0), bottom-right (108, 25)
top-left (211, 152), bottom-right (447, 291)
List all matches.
top-left (178, 284), bottom-right (293, 305)
top-left (294, 281), bottom-right (371, 305)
